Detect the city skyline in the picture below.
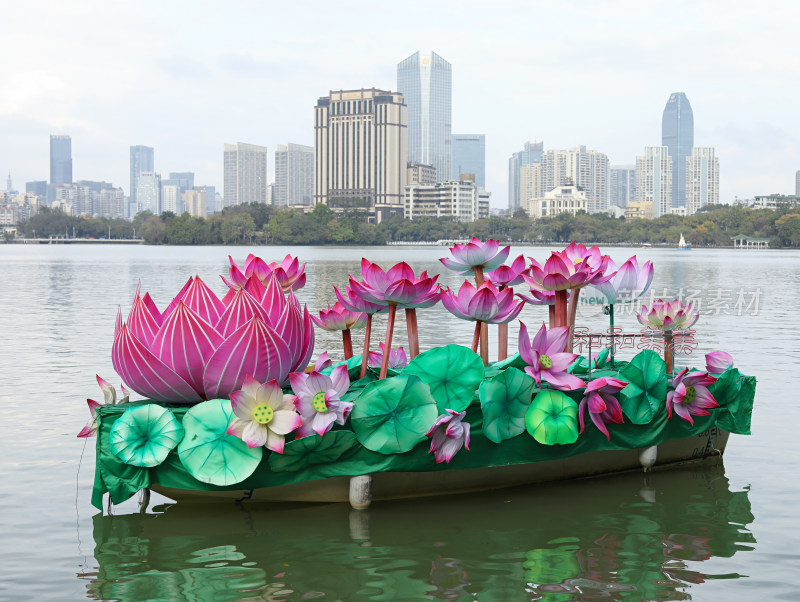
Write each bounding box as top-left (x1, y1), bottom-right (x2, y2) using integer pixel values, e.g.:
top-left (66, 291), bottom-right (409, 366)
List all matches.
top-left (2, 2), bottom-right (799, 208)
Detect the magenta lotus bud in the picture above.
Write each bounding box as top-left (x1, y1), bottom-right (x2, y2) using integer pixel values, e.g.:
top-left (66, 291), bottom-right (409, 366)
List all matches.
top-left (705, 351), bottom-right (734, 374)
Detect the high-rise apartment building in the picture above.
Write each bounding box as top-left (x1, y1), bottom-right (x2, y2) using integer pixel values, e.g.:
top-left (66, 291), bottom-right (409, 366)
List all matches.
top-left (314, 88), bottom-right (407, 221)
top-left (50, 135), bottom-right (72, 186)
top-left (130, 145), bottom-right (154, 216)
top-left (274, 143), bottom-right (314, 207)
top-left (161, 184), bottom-right (182, 214)
top-left (508, 141), bottom-right (544, 212)
top-left (407, 162), bottom-right (436, 185)
top-left (223, 142), bottom-right (269, 206)
top-left (519, 163), bottom-right (543, 216)
top-left (136, 172), bottom-right (161, 215)
top-left (685, 147), bottom-right (719, 215)
top-left (397, 51), bottom-right (451, 183)
top-left (404, 180), bottom-right (490, 222)
top-left (609, 165), bottom-right (637, 208)
top-left (541, 146), bottom-right (608, 214)
top-left (636, 146), bottom-right (672, 218)
top-left (662, 92), bottom-right (693, 208)
top-left (451, 134), bottom-right (486, 187)
top-left (98, 187), bottom-right (125, 219)
top-left (183, 187), bottom-right (208, 218)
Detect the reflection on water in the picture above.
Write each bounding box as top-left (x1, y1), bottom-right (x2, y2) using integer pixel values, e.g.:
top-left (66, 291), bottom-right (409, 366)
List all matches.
top-left (83, 462), bottom-right (754, 601)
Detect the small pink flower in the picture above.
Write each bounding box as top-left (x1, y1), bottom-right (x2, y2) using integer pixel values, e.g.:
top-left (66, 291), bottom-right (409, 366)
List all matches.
top-left (368, 342), bottom-right (408, 370)
top-left (77, 375), bottom-right (130, 438)
top-left (485, 254), bottom-right (528, 288)
top-left (578, 377), bottom-right (628, 439)
top-left (705, 351), bottom-right (734, 374)
top-left (518, 322), bottom-right (586, 391)
top-left (439, 238), bottom-right (510, 275)
top-left (311, 302), bottom-right (367, 331)
top-left (289, 365), bottom-right (352, 437)
top-left (440, 281), bottom-right (524, 324)
top-left (348, 259), bottom-right (440, 308)
top-left (227, 376), bottom-right (302, 453)
top-left (226, 254), bottom-right (306, 293)
top-left (637, 299), bottom-right (699, 331)
top-left (426, 409), bottom-right (470, 464)
top-left (666, 369), bottom-right (718, 424)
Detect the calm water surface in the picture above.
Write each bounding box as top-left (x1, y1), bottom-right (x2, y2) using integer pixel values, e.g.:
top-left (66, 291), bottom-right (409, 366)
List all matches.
top-left (1, 244), bottom-right (797, 600)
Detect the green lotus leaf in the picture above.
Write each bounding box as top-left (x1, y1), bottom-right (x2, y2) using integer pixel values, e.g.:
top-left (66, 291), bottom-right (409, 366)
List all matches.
top-left (177, 399), bottom-right (263, 486)
top-left (618, 350), bottom-right (667, 424)
top-left (269, 431), bottom-right (359, 472)
top-left (350, 374), bottom-right (438, 454)
top-left (109, 404), bottom-right (184, 467)
top-left (479, 368), bottom-right (536, 444)
top-left (322, 355), bottom-right (368, 381)
top-left (708, 368), bottom-right (743, 405)
top-left (569, 347), bottom-right (611, 374)
top-left (491, 352), bottom-right (527, 372)
top-left (401, 344), bottom-right (484, 412)
top-left (525, 390), bottom-right (579, 445)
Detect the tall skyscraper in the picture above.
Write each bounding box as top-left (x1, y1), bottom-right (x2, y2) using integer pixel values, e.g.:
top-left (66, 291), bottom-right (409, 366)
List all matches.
top-left (685, 147), bottom-right (719, 215)
top-left (541, 146), bottom-right (609, 214)
top-left (508, 141), bottom-right (543, 212)
top-left (519, 163), bottom-right (542, 216)
top-left (451, 134), bottom-right (486, 187)
top-left (795, 170), bottom-right (800, 196)
top-left (50, 135), bottom-right (72, 185)
top-left (609, 165), bottom-right (637, 208)
top-left (662, 92), bottom-right (693, 208)
top-left (130, 145), bottom-right (154, 216)
top-left (223, 142), bottom-right (269, 206)
top-left (397, 51), bottom-right (452, 182)
top-left (136, 172), bottom-right (161, 215)
top-left (636, 146), bottom-right (672, 218)
top-left (274, 143), bottom-right (314, 207)
top-left (314, 88), bottom-right (407, 221)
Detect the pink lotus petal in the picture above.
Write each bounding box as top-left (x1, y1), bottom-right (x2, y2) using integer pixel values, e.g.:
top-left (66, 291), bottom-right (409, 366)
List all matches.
top-left (269, 410), bottom-right (303, 435)
top-left (230, 388), bottom-right (258, 419)
top-left (181, 276), bottom-right (226, 326)
top-left (241, 374), bottom-right (262, 400)
top-left (96, 375), bottom-right (116, 404)
top-left (315, 351), bottom-right (332, 371)
top-left (292, 305), bottom-right (315, 373)
top-left (213, 287), bottom-right (269, 339)
top-left (542, 370), bottom-right (586, 391)
top-left (330, 364), bottom-right (350, 398)
top-left (127, 291), bottom-right (162, 344)
top-left (590, 409), bottom-right (611, 439)
top-left (161, 277), bottom-right (193, 320)
top-left (673, 401), bottom-right (694, 424)
top-left (311, 411), bottom-right (338, 436)
top-left (241, 420), bottom-right (269, 448)
top-left (112, 324), bottom-right (203, 403)
top-left (261, 275), bottom-right (286, 325)
top-left (264, 430), bottom-right (286, 454)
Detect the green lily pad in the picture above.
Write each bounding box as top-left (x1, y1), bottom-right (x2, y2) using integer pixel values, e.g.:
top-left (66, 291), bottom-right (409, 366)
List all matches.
top-left (708, 368), bottom-right (743, 405)
top-left (525, 390), bottom-right (579, 445)
top-left (401, 344), bottom-right (484, 412)
top-left (350, 374), bottom-right (438, 454)
top-left (618, 350), bottom-right (667, 424)
top-left (479, 368), bottom-right (536, 444)
top-left (492, 352), bottom-right (527, 371)
top-left (269, 431), bottom-right (360, 472)
top-left (177, 399), bottom-right (263, 486)
top-left (109, 404), bottom-right (184, 467)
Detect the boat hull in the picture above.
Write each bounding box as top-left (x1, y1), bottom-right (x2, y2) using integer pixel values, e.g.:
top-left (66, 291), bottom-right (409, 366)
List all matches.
top-left (152, 428), bottom-right (729, 504)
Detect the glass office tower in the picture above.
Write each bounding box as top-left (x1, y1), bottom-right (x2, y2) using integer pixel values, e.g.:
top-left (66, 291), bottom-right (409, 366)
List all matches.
top-left (451, 134), bottom-right (486, 187)
top-left (49, 135), bottom-right (72, 185)
top-left (661, 92), bottom-right (693, 208)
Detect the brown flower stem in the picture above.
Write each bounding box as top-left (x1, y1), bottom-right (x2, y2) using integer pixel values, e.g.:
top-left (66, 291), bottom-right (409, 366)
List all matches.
top-left (498, 323), bottom-right (508, 361)
top-left (405, 308), bottom-right (420, 358)
top-left (359, 314), bottom-right (372, 379)
top-left (549, 304), bottom-right (556, 328)
top-left (473, 266), bottom-right (489, 364)
top-left (554, 290), bottom-right (568, 328)
top-left (664, 331), bottom-right (674, 378)
top-left (471, 320), bottom-right (481, 353)
top-left (342, 329), bottom-right (353, 360)
top-left (565, 288), bottom-right (580, 353)
top-left (380, 305), bottom-right (397, 380)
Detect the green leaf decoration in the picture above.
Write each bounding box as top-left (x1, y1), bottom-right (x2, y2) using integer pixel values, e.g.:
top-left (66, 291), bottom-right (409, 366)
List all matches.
top-left (109, 404), bottom-right (184, 467)
top-left (177, 399), bottom-right (263, 486)
top-left (269, 431), bottom-right (359, 472)
top-left (322, 355), bottom-right (366, 381)
top-left (525, 390), bottom-right (579, 445)
top-left (492, 352), bottom-right (527, 371)
top-left (479, 368), bottom-right (536, 444)
top-left (569, 348), bottom-right (611, 374)
top-left (350, 374), bottom-right (438, 454)
top-left (617, 350), bottom-right (667, 424)
top-left (401, 344), bottom-right (484, 412)
top-left (708, 368), bottom-right (743, 406)
top-left (568, 355), bottom-right (590, 374)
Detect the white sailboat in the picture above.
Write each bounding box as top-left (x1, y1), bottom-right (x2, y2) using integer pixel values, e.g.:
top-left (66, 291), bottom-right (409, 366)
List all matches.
top-left (679, 233), bottom-right (691, 250)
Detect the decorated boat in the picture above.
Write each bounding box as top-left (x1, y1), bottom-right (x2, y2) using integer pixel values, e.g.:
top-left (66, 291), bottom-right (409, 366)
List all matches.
top-left (82, 243), bottom-right (755, 511)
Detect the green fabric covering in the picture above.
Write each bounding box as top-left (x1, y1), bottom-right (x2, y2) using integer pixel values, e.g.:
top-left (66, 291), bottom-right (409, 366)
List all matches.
top-left (109, 404), bottom-right (183, 467)
top-left (269, 431), bottom-right (359, 472)
top-left (479, 368), bottom-right (537, 444)
top-left (350, 375), bottom-right (439, 454)
top-left (618, 350), bottom-right (668, 424)
top-left (177, 399), bottom-right (263, 486)
top-left (401, 344), bottom-right (485, 412)
top-left (91, 365), bottom-right (757, 510)
top-left (525, 390), bottom-right (580, 445)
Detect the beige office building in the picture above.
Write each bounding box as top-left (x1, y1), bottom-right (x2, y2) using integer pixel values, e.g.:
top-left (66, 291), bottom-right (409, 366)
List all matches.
top-left (274, 143), bottom-right (314, 207)
top-left (685, 147), bottom-right (719, 215)
top-left (625, 200), bottom-right (655, 219)
top-left (407, 162), bottom-right (436, 185)
top-left (404, 180), bottom-right (490, 222)
top-left (520, 163), bottom-right (543, 216)
top-left (636, 146), bottom-right (673, 218)
top-left (223, 142), bottom-right (268, 206)
top-left (314, 88), bottom-right (407, 221)
top-left (525, 180), bottom-right (587, 218)
top-left (183, 187), bottom-right (208, 218)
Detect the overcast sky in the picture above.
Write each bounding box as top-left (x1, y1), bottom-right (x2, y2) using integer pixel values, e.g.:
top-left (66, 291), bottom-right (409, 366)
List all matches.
top-left (2, 0), bottom-right (799, 208)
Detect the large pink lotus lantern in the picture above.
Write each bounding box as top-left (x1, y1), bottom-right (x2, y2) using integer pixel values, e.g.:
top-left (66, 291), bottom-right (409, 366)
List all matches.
top-left (112, 270), bottom-right (314, 403)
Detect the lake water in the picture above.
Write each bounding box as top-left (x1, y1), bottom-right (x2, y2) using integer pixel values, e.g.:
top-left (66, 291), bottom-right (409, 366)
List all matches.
top-left (0, 244), bottom-right (797, 600)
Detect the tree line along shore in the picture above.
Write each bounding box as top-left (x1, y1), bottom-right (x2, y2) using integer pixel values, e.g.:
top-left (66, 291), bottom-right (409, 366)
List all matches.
top-left (11, 203), bottom-right (800, 247)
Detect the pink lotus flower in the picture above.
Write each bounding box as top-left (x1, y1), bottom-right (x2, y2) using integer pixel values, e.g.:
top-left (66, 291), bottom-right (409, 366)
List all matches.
top-left (348, 259), bottom-right (440, 308)
top-left (591, 256), bottom-right (654, 303)
top-left (311, 302), bottom-right (367, 331)
top-left (527, 250), bottom-right (611, 292)
top-left (227, 376), bottom-right (302, 452)
top-left (637, 299), bottom-right (699, 331)
top-left (313, 351), bottom-right (333, 371)
top-left (441, 281), bottom-right (524, 324)
top-left (517, 277), bottom-right (558, 306)
top-left (426, 409), bottom-right (470, 464)
top-left (578, 377), bottom-right (628, 439)
top-left (77, 375), bottom-right (130, 437)
top-left (224, 254), bottom-right (306, 294)
top-left (334, 284), bottom-right (388, 315)
top-left (667, 369), bottom-right (718, 424)
top-left (112, 275), bottom-right (314, 403)
top-left (560, 241), bottom-right (610, 274)
top-left (518, 321), bottom-right (586, 390)
top-left (705, 351), bottom-right (734, 374)
top-left (439, 238), bottom-right (511, 275)
top-left (289, 365), bottom-right (352, 437)
top-left (485, 254), bottom-right (528, 288)
top-left (368, 342), bottom-right (408, 370)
